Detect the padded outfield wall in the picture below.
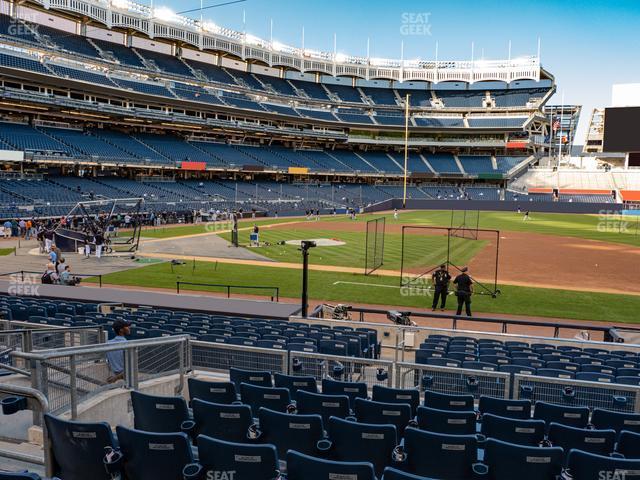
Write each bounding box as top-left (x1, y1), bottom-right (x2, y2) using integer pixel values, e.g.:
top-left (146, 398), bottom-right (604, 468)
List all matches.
top-left (365, 199), bottom-right (626, 214)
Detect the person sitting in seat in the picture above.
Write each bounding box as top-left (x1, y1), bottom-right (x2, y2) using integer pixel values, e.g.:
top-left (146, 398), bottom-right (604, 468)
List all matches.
top-left (106, 320), bottom-right (130, 383)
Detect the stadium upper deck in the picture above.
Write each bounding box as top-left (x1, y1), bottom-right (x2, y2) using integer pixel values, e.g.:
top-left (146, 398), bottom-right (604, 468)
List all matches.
top-left (0, 1), bottom-right (554, 147)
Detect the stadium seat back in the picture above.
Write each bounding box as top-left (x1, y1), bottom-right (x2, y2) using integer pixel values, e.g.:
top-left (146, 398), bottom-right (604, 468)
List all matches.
top-left (286, 450), bottom-right (375, 480)
top-left (482, 438), bottom-right (563, 480)
top-left (115, 426), bottom-right (194, 480)
top-left (567, 449), bottom-right (640, 480)
top-left (327, 417), bottom-right (397, 477)
top-left (44, 414), bottom-right (116, 480)
top-left (192, 399), bottom-right (252, 443)
top-left (424, 390), bottom-right (474, 411)
top-left (196, 435), bottom-right (279, 480)
top-left (130, 391), bottom-right (190, 433)
top-left (188, 378), bottom-right (237, 404)
top-left (402, 427), bottom-right (478, 479)
top-left (296, 390), bottom-right (350, 426)
top-left (416, 406), bottom-right (477, 435)
top-left (481, 413), bottom-right (545, 446)
top-left (257, 408), bottom-right (323, 458)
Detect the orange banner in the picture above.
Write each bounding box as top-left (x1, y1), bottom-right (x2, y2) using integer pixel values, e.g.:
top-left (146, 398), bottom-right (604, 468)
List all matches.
top-left (181, 161), bottom-right (206, 171)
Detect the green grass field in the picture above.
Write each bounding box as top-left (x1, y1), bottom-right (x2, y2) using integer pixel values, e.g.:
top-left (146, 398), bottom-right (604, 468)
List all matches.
top-left (93, 260), bottom-right (640, 323)
top-left (140, 217), bottom-right (300, 239)
top-left (92, 209), bottom-right (640, 323)
top-left (0, 247), bottom-right (14, 256)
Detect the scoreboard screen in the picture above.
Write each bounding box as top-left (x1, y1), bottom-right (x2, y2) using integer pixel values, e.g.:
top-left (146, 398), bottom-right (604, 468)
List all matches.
top-left (603, 107), bottom-right (640, 152)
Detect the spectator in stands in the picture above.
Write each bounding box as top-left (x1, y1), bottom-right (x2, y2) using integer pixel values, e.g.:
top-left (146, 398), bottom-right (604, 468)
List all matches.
top-left (431, 264), bottom-right (451, 311)
top-left (48, 246), bottom-right (58, 265)
top-left (41, 262), bottom-right (59, 285)
top-left (106, 320), bottom-right (130, 383)
top-left (60, 266), bottom-right (81, 286)
top-left (25, 219), bottom-right (32, 240)
top-left (18, 219), bottom-right (26, 237)
top-left (2, 219), bottom-right (11, 238)
top-left (453, 266), bottom-right (473, 317)
top-left (56, 256), bottom-right (66, 276)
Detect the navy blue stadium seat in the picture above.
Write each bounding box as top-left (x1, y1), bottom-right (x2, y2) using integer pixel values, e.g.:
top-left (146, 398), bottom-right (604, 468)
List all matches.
top-left (353, 398), bottom-right (412, 440)
top-left (566, 449), bottom-right (640, 480)
top-left (322, 378), bottom-right (368, 407)
top-left (617, 430), bottom-right (640, 458)
top-left (547, 422), bottom-right (615, 462)
top-left (481, 438), bottom-right (563, 480)
top-left (286, 450), bottom-right (375, 480)
top-left (424, 390), bottom-right (474, 411)
top-left (194, 435), bottom-right (279, 480)
top-left (398, 427), bottom-right (479, 479)
top-left (480, 413), bottom-right (545, 446)
top-left (371, 385), bottom-right (420, 416)
top-left (273, 373), bottom-right (318, 399)
top-left (296, 390), bottom-right (351, 426)
top-left (0, 473), bottom-right (42, 480)
top-left (191, 399), bottom-right (252, 443)
top-left (479, 396), bottom-right (532, 420)
top-left (229, 368), bottom-right (272, 388)
top-left (416, 406), bottom-right (476, 435)
top-left (44, 414), bottom-right (116, 480)
top-left (130, 391), bottom-right (190, 434)
top-left (115, 426), bottom-right (194, 480)
top-left (257, 408), bottom-right (324, 458)
top-left (240, 383), bottom-right (292, 417)
top-left (327, 416), bottom-right (397, 474)
top-left (188, 378), bottom-right (237, 404)
top-left (591, 409), bottom-right (640, 436)
top-left (533, 401), bottom-right (590, 429)
top-left (382, 467), bottom-right (431, 480)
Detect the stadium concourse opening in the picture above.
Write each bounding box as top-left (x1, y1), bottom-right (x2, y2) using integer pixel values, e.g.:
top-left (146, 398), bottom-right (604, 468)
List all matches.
top-left (400, 225), bottom-right (501, 297)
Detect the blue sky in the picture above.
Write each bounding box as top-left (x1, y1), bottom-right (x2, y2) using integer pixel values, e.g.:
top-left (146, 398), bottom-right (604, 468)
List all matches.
top-left (155, 0), bottom-right (640, 143)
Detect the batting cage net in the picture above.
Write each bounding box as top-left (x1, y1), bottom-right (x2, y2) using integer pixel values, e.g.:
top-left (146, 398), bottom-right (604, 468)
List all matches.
top-left (450, 209), bottom-right (480, 240)
top-left (400, 225), bottom-right (500, 297)
top-left (364, 217), bottom-right (386, 275)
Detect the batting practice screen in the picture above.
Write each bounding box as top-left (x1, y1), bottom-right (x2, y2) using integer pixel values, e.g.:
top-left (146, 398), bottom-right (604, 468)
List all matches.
top-left (364, 217), bottom-right (386, 275)
top-left (400, 226), bottom-right (500, 296)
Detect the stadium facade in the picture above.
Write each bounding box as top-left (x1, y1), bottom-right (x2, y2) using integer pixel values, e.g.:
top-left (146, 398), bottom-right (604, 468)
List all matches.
top-left (0, 0), bottom-right (574, 218)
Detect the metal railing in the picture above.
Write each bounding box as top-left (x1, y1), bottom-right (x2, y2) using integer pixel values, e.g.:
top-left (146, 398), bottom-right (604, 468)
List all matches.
top-left (0, 270), bottom-right (104, 287)
top-left (0, 384), bottom-right (50, 474)
top-left (395, 361), bottom-right (510, 399)
top-left (288, 350), bottom-right (394, 390)
top-left (176, 281), bottom-right (280, 301)
top-left (12, 336), bottom-right (189, 418)
top-left (309, 307), bottom-right (619, 342)
top-left (513, 374), bottom-right (640, 413)
top-left (191, 340), bottom-right (288, 375)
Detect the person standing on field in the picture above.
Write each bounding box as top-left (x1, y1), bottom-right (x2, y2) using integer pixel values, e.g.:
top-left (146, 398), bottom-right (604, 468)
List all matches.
top-left (453, 266), bottom-right (473, 317)
top-left (431, 264), bottom-right (451, 311)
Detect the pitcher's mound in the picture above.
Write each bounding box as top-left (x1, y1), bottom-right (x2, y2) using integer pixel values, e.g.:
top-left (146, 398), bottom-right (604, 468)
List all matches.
top-left (285, 238), bottom-right (346, 247)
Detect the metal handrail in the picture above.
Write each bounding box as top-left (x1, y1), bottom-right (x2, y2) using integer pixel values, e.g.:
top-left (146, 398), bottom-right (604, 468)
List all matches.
top-left (11, 335), bottom-right (189, 360)
top-left (176, 281), bottom-right (280, 302)
top-left (0, 270), bottom-right (103, 287)
top-left (0, 383), bottom-right (51, 474)
top-left (319, 306), bottom-right (618, 341)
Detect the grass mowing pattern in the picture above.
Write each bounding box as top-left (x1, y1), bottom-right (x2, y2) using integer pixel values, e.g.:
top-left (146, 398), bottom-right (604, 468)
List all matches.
top-left (92, 260), bottom-right (640, 323)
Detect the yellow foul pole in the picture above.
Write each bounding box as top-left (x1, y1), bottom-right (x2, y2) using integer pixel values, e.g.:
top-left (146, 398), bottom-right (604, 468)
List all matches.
top-left (403, 93), bottom-right (410, 208)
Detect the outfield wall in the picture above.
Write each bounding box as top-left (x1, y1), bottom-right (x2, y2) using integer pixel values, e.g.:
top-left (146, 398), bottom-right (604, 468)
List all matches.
top-left (365, 199), bottom-right (625, 214)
